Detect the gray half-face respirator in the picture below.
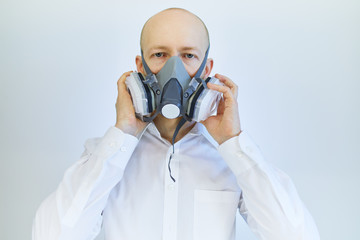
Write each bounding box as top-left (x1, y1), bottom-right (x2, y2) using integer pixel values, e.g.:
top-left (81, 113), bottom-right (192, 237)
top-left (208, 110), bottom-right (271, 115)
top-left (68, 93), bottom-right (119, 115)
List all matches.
top-left (125, 47), bottom-right (222, 123)
top-left (125, 47), bottom-right (222, 182)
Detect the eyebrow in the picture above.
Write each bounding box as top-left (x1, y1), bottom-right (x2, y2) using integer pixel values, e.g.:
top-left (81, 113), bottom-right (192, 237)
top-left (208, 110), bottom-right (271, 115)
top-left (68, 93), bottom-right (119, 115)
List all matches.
top-left (147, 46), bottom-right (201, 53)
top-left (148, 46), bottom-right (171, 52)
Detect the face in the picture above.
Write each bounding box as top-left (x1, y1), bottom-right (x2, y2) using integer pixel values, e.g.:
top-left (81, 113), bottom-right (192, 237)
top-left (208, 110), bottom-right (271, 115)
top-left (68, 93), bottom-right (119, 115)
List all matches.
top-left (137, 10), bottom-right (212, 78)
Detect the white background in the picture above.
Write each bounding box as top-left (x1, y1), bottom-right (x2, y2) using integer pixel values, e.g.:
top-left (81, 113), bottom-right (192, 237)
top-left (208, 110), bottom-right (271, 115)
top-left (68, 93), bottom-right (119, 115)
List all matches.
top-left (1, 0), bottom-right (359, 239)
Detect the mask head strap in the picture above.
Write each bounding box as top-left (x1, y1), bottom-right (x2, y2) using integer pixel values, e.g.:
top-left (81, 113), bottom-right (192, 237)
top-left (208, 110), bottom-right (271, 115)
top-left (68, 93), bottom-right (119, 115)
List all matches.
top-left (194, 45), bottom-right (210, 78)
top-left (141, 50), bottom-right (153, 75)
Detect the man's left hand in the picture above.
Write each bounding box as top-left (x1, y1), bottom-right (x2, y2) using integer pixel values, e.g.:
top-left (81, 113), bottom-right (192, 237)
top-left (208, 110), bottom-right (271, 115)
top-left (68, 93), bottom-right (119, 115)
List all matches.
top-left (201, 73), bottom-right (242, 145)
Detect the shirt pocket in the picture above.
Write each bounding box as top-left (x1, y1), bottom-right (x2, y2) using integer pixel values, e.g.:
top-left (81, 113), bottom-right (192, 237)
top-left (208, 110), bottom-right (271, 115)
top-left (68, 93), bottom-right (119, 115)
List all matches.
top-left (193, 189), bottom-right (240, 240)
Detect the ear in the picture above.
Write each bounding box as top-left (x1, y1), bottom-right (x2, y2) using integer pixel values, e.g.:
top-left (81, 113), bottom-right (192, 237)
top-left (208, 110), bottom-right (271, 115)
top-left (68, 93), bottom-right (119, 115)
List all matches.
top-left (135, 55), bottom-right (145, 74)
top-left (202, 58), bottom-right (214, 79)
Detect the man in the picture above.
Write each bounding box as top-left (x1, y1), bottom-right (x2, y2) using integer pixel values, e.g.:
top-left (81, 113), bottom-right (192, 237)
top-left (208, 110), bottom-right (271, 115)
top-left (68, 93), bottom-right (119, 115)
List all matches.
top-left (33, 8), bottom-right (320, 240)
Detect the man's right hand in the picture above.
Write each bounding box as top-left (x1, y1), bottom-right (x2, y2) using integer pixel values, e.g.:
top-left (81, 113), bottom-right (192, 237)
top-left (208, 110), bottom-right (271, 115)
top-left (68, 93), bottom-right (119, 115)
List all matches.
top-left (115, 71), bottom-right (148, 137)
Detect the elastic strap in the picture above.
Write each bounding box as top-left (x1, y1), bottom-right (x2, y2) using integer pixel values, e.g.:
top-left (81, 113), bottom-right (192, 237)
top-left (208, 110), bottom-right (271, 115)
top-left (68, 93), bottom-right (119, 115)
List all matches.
top-left (168, 117), bottom-right (187, 182)
top-left (194, 46), bottom-right (210, 78)
top-left (141, 50), bottom-right (152, 75)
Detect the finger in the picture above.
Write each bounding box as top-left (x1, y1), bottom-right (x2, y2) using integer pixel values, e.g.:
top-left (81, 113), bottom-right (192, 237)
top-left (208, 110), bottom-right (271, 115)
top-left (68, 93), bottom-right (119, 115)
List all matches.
top-left (207, 82), bottom-right (235, 105)
top-left (117, 71), bottom-right (133, 91)
top-left (216, 96), bottom-right (225, 114)
top-left (214, 73), bottom-right (238, 99)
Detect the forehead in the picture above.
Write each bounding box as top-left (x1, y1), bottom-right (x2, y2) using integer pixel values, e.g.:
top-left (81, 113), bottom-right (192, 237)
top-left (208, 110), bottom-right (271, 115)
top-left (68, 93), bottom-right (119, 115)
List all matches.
top-left (141, 10), bottom-right (208, 54)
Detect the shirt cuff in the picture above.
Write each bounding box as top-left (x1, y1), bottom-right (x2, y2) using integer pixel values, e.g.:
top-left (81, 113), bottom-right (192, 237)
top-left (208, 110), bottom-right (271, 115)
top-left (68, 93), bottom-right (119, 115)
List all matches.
top-left (96, 126), bottom-right (139, 168)
top-left (61, 126), bottom-right (138, 227)
top-left (218, 130), bottom-right (266, 175)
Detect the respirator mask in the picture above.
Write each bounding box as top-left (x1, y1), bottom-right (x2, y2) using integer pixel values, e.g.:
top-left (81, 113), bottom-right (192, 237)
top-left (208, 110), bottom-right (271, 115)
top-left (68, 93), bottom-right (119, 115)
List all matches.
top-left (125, 47), bottom-right (222, 123)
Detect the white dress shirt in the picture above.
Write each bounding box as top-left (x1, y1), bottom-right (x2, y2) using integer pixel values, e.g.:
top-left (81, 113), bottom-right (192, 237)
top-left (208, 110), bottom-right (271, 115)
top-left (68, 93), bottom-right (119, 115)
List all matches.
top-left (32, 123), bottom-right (320, 240)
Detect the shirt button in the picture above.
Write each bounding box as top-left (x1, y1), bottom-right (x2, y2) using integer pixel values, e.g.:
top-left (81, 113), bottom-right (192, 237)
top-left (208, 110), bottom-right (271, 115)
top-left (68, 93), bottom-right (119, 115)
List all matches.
top-left (120, 146), bottom-right (126, 152)
top-left (109, 142), bottom-right (116, 147)
top-left (167, 184), bottom-right (175, 191)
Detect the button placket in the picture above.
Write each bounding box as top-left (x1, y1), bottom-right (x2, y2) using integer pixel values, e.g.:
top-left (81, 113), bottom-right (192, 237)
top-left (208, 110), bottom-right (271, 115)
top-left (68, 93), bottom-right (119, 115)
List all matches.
top-left (162, 146), bottom-right (180, 240)
top-left (167, 183), bottom-right (175, 191)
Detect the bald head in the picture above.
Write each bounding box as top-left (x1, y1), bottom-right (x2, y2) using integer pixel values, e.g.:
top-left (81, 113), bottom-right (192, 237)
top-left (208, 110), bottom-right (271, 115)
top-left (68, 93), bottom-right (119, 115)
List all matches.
top-left (140, 8), bottom-right (210, 52)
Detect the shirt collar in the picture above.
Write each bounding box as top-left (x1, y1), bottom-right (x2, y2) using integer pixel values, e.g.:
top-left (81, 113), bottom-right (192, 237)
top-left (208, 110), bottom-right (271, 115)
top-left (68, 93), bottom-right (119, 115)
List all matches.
top-left (146, 122), bottom-right (161, 138)
top-left (192, 122), bottom-right (219, 148)
top-left (145, 121), bottom-right (219, 148)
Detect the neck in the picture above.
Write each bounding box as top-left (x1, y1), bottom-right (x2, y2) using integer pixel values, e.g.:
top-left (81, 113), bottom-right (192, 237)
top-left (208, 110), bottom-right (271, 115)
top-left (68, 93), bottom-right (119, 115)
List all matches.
top-left (153, 115), bottom-right (195, 143)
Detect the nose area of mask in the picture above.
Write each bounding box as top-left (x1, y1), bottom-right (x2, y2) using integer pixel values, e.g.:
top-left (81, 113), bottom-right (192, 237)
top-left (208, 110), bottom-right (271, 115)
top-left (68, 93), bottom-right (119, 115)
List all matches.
top-left (161, 79), bottom-right (182, 119)
top-left (156, 56), bottom-right (191, 89)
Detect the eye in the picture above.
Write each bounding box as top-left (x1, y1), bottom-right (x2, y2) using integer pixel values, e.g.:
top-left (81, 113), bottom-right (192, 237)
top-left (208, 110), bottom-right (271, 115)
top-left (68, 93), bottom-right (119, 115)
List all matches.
top-left (154, 52), bottom-right (164, 58)
top-left (185, 53), bottom-right (195, 59)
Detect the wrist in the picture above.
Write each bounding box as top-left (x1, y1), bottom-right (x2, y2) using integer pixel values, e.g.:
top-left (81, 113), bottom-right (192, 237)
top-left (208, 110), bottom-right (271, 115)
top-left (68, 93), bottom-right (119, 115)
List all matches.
top-left (115, 121), bottom-right (148, 139)
top-left (216, 130), bottom-right (242, 145)
top-left (115, 122), bottom-right (136, 136)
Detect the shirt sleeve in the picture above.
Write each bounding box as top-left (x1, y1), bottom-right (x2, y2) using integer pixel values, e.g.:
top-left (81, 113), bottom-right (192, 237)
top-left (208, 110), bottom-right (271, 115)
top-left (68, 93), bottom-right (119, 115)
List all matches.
top-left (32, 126), bottom-right (139, 240)
top-left (218, 131), bottom-right (320, 240)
